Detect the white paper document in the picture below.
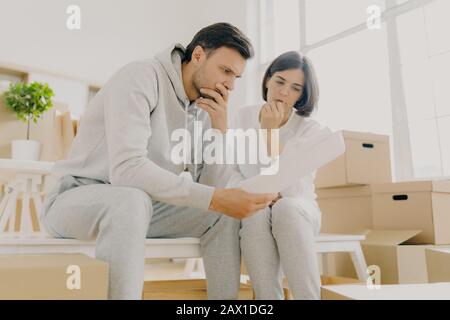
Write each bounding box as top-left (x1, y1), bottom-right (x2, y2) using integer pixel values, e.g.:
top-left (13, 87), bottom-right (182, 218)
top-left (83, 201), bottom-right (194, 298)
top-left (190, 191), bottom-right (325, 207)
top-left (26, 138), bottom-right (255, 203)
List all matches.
top-left (239, 128), bottom-right (345, 194)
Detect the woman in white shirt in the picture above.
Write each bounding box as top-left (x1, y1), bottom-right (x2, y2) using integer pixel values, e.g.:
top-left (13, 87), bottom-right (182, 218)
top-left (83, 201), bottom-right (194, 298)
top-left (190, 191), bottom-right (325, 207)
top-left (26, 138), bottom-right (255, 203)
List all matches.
top-left (227, 51), bottom-right (322, 299)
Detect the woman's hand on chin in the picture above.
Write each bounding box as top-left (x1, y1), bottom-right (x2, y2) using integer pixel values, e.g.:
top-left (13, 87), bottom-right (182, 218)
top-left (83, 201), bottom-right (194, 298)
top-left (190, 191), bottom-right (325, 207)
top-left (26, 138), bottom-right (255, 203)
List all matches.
top-left (260, 101), bottom-right (286, 130)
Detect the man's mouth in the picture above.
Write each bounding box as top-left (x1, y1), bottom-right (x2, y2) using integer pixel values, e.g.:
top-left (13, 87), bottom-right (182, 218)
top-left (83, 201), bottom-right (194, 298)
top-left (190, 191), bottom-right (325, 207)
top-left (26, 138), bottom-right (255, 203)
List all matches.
top-left (200, 88), bottom-right (223, 100)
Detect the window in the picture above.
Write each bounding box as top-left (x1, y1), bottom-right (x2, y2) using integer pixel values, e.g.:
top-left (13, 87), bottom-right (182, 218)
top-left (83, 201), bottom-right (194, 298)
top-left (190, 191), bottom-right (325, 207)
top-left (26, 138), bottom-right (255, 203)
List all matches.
top-left (259, 0), bottom-right (300, 64)
top-left (259, 0), bottom-right (450, 180)
top-left (397, 0), bottom-right (450, 178)
top-left (308, 26), bottom-right (392, 136)
top-left (305, 0), bottom-right (385, 44)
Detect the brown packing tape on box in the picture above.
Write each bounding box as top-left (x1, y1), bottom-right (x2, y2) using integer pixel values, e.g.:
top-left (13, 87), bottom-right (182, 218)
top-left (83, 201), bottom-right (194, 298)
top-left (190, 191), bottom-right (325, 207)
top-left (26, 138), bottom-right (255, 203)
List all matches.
top-left (142, 279), bottom-right (254, 300)
top-left (0, 253), bottom-right (108, 299)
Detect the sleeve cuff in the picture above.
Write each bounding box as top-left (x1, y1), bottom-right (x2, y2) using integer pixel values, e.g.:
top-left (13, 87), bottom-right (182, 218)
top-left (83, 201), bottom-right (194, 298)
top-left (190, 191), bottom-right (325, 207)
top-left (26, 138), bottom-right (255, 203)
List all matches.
top-left (187, 182), bottom-right (215, 211)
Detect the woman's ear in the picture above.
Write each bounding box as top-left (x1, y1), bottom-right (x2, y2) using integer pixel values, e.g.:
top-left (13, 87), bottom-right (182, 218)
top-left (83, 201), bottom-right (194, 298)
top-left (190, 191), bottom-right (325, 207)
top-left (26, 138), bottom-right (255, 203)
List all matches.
top-left (265, 76), bottom-right (271, 88)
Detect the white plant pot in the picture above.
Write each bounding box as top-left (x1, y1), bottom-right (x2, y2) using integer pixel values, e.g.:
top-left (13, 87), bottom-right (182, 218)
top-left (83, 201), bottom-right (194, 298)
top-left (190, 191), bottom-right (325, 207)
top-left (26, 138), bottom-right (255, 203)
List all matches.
top-left (11, 140), bottom-right (41, 161)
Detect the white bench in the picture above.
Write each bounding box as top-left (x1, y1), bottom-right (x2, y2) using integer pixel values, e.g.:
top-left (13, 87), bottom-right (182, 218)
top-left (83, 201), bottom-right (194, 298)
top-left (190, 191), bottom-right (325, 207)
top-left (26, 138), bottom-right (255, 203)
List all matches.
top-left (0, 233), bottom-right (369, 281)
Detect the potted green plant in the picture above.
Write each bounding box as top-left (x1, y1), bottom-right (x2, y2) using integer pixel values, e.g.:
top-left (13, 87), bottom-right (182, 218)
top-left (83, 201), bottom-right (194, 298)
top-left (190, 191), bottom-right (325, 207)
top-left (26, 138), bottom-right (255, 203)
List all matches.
top-left (3, 81), bottom-right (54, 161)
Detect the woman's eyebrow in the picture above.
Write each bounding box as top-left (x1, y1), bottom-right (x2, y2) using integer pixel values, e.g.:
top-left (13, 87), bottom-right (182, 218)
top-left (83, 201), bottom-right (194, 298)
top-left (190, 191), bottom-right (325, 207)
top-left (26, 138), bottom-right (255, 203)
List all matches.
top-left (276, 75), bottom-right (304, 87)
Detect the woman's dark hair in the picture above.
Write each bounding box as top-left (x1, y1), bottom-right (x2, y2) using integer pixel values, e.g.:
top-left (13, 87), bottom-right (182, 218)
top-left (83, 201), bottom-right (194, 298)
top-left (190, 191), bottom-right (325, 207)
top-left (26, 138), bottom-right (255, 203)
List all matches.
top-left (262, 51), bottom-right (319, 117)
top-left (183, 22), bottom-right (254, 62)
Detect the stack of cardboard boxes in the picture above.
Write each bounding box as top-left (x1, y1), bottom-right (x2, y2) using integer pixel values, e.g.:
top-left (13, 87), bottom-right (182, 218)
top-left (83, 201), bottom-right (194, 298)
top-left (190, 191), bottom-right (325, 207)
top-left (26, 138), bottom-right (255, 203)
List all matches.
top-left (316, 130), bottom-right (450, 286)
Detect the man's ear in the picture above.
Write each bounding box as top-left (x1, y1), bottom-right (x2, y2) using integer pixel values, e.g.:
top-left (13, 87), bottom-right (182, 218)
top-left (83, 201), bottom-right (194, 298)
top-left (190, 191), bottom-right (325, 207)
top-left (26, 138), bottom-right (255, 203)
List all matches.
top-left (191, 45), bottom-right (206, 65)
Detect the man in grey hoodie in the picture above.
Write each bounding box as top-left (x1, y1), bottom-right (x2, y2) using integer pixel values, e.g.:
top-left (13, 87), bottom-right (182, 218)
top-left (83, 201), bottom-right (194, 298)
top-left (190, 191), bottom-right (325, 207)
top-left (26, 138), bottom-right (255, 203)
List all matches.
top-left (40, 23), bottom-right (277, 300)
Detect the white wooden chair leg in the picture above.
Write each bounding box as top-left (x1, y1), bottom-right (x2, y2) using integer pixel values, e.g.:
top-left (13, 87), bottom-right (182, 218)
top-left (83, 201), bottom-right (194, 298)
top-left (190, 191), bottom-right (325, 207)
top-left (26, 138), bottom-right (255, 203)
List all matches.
top-left (31, 194), bottom-right (45, 236)
top-left (31, 176), bottom-right (44, 236)
top-left (0, 189), bottom-right (19, 235)
top-left (183, 258), bottom-right (197, 277)
top-left (0, 185), bottom-right (11, 220)
top-left (321, 252), bottom-right (330, 276)
top-left (8, 198), bottom-right (16, 234)
top-left (20, 190), bottom-right (32, 236)
top-left (196, 258), bottom-right (205, 277)
top-left (349, 245), bottom-right (369, 281)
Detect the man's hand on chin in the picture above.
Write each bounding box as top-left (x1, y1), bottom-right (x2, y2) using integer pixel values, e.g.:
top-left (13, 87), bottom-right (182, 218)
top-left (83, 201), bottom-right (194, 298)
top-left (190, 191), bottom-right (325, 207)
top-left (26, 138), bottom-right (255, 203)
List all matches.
top-left (196, 82), bottom-right (229, 134)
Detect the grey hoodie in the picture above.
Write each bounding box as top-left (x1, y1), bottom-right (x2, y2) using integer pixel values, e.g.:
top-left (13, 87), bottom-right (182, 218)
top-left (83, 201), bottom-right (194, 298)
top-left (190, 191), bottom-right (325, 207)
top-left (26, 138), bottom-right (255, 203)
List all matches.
top-left (51, 44), bottom-right (223, 210)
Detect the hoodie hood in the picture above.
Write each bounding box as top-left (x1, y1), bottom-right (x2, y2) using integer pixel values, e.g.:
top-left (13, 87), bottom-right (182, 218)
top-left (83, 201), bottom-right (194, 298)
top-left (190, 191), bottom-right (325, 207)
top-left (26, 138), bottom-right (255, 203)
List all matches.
top-left (155, 43), bottom-right (190, 105)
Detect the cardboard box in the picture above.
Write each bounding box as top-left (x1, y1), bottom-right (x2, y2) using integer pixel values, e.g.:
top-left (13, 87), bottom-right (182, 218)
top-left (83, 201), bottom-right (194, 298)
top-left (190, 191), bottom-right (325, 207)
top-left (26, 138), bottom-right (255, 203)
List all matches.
top-left (360, 230), bottom-right (450, 284)
top-left (372, 180), bottom-right (450, 244)
top-left (321, 282), bottom-right (450, 300)
top-left (426, 248), bottom-right (450, 283)
top-left (0, 253), bottom-right (108, 299)
top-left (320, 276), bottom-right (365, 300)
top-left (315, 130), bottom-right (392, 188)
top-left (142, 279), bottom-right (254, 300)
top-left (317, 185), bottom-right (373, 234)
top-left (323, 230), bottom-right (450, 284)
top-left (321, 253), bottom-right (359, 279)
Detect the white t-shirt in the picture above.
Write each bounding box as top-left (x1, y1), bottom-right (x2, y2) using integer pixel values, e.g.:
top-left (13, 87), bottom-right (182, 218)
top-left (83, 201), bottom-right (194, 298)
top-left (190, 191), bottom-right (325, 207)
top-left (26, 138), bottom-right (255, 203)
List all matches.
top-left (226, 104), bottom-right (323, 215)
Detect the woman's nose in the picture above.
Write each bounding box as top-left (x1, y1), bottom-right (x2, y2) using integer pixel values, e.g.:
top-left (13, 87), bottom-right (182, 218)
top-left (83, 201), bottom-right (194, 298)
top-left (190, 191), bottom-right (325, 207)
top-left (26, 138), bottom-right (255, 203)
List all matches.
top-left (280, 86), bottom-right (288, 96)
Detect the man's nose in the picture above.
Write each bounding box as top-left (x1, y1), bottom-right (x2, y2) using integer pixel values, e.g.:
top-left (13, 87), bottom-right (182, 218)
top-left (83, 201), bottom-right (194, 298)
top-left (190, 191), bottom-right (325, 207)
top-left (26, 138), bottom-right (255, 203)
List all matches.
top-left (224, 80), bottom-right (234, 91)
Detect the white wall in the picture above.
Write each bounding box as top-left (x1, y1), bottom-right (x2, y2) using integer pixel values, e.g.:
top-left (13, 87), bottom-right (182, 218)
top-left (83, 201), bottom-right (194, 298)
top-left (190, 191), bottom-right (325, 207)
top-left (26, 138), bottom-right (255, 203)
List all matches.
top-left (0, 0), bottom-right (258, 109)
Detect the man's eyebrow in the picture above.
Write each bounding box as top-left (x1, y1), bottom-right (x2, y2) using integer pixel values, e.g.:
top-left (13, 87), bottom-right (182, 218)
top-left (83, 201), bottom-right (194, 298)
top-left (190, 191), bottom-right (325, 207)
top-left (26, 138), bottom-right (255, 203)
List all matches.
top-left (221, 64), bottom-right (242, 78)
top-left (275, 75), bottom-right (303, 87)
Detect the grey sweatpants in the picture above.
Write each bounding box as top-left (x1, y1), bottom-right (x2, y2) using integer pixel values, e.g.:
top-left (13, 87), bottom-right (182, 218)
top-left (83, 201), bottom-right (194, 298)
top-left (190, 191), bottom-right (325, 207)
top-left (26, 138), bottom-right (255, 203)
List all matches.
top-left (41, 176), bottom-right (241, 300)
top-left (240, 197), bottom-right (321, 300)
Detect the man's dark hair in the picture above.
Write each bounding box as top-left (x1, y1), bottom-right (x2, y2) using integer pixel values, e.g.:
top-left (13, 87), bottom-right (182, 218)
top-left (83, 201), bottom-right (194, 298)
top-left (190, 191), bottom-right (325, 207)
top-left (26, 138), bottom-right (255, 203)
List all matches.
top-left (183, 22), bottom-right (254, 62)
top-left (262, 51), bottom-right (319, 118)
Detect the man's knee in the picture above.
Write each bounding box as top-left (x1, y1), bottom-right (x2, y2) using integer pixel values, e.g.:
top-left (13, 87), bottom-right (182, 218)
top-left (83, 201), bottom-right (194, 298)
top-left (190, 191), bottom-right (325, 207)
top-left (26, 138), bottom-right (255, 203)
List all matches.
top-left (109, 187), bottom-right (152, 207)
top-left (106, 187), bottom-right (153, 225)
